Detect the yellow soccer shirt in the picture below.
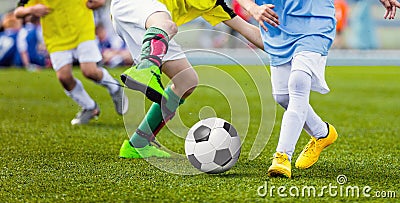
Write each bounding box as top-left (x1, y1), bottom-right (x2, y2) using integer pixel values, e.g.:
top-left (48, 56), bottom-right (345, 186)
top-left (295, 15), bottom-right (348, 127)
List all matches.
top-left (25, 0), bottom-right (95, 53)
top-left (159, 0), bottom-right (236, 26)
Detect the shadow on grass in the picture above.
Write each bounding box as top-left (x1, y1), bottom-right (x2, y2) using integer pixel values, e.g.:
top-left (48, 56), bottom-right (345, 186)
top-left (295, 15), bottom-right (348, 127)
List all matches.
top-left (70, 121), bottom-right (126, 130)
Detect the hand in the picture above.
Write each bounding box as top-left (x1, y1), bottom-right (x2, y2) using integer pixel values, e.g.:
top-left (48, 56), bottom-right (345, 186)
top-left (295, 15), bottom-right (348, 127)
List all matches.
top-left (380, 0), bottom-right (400, 19)
top-left (86, 0), bottom-right (106, 10)
top-left (30, 4), bottom-right (51, 17)
top-left (248, 4), bottom-right (279, 31)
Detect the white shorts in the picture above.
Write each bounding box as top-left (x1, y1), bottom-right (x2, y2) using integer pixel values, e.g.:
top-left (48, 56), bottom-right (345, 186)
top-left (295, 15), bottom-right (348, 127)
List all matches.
top-left (110, 0), bottom-right (185, 64)
top-left (270, 51), bottom-right (330, 95)
top-left (50, 40), bottom-right (102, 71)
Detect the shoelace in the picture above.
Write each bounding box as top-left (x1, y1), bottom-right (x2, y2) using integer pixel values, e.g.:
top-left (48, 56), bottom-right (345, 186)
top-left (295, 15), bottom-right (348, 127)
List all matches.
top-left (271, 153), bottom-right (288, 164)
top-left (303, 137), bottom-right (318, 155)
top-left (151, 70), bottom-right (165, 90)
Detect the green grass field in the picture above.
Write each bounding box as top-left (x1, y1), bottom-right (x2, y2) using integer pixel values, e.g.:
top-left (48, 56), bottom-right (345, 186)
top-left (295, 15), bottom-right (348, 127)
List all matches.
top-left (0, 66), bottom-right (399, 202)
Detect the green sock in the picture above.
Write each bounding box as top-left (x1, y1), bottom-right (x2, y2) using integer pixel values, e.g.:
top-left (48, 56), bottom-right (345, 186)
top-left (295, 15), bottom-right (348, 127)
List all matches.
top-left (137, 27), bottom-right (169, 69)
top-left (129, 86), bottom-right (183, 148)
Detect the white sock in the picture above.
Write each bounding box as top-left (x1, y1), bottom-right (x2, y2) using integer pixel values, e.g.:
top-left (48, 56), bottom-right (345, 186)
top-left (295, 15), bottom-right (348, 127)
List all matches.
top-left (65, 79), bottom-right (96, 110)
top-left (303, 108), bottom-right (329, 139)
top-left (273, 94), bottom-right (328, 139)
top-left (98, 67), bottom-right (119, 94)
top-left (276, 70), bottom-right (311, 161)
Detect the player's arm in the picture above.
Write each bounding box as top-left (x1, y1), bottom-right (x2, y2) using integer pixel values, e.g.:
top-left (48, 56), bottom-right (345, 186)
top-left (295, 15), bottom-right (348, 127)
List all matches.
top-left (16, 28), bottom-right (31, 68)
top-left (236, 0), bottom-right (279, 31)
top-left (223, 17), bottom-right (264, 50)
top-left (86, 0), bottom-right (106, 10)
top-left (14, 0), bottom-right (51, 18)
top-left (379, 0), bottom-right (400, 19)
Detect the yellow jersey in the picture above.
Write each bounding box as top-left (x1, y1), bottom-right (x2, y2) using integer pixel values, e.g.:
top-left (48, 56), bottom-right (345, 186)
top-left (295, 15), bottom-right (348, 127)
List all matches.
top-left (159, 0), bottom-right (236, 26)
top-left (25, 0), bottom-right (95, 53)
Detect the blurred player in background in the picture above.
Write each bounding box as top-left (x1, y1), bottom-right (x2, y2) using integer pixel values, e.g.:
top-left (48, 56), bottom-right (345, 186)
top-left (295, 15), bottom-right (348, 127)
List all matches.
top-left (238, 0), bottom-right (339, 178)
top-left (19, 15), bottom-right (48, 70)
top-left (15, 0), bottom-right (128, 125)
top-left (0, 12), bottom-right (23, 67)
top-left (111, 0), bottom-right (278, 158)
top-left (379, 0), bottom-right (400, 18)
top-left (95, 23), bottom-right (133, 68)
top-left (21, 15), bottom-right (50, 68)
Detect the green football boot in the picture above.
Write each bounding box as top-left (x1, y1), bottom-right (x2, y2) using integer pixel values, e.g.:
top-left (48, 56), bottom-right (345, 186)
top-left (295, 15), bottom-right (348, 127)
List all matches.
top-left (119, 140), bottom-right (171, 158)
top-left (121, 65), bottom-right (166, 104)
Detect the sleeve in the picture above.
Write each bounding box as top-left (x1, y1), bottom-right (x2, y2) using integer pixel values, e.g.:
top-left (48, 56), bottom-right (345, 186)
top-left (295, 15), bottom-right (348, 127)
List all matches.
top-left (201, 0), bottom-right (237, 26)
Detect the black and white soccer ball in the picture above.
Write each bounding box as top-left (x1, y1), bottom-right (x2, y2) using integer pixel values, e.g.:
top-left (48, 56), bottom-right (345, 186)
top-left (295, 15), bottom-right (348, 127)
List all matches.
top-left (185, 117), bottom-right (241, 174)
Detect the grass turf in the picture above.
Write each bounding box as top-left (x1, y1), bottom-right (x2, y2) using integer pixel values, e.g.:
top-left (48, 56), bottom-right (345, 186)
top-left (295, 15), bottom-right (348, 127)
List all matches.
top-left (0, 66), bottom-right (399, 202)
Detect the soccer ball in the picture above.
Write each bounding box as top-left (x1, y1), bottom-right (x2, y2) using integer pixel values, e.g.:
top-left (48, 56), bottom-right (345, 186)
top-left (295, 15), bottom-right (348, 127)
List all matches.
top-left (185, 117), bottom-right (241, 174)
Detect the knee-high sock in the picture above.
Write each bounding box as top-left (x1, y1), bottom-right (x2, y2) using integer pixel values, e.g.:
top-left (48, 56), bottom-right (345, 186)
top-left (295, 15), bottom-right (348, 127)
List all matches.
top-left (65, 78), bottom-right (96, 110)
top-left (137, 27), bottom-right (169, 69)
top-left (97, 67), bottom-right (119, 94)
top-left (276, 70), bottom-right (312, 161)
top-left (130, 86), bottom-right (183, 148)
top-left (273, 94), bottom-right (328, 139)
top-left (303, 107), bottom-right (328, 139)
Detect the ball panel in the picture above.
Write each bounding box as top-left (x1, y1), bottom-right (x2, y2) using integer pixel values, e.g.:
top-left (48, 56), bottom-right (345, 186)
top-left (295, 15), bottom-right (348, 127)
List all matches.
top-left (187, 121), bottom-right (200, 140)
top-left (208, 128), bottom-right (231, 149)
top-left (229, 136), bottom-right (241, 159)
top-left (223, 122), bottom-right (238, 137)
top-left (222, 158), bottom-right (239, 171)
top-left (184, 140), bottom-right (196, 156)
top-left (206, 167), bottom-right (226, 174)
top-left (193, 125), bottom-right (211, 142)
top-left (201, 162), bottom-right (222, 173)
top-left (185, 134), bottom-right (196, 142)
top-left (213, 148), bottom-right (233, 166)
top-left (202, 117), bottom-right (225, 129)
top-left (194, 142), bottom-right (216, 163)
top-left (187, 154), bottom-right (202, 170)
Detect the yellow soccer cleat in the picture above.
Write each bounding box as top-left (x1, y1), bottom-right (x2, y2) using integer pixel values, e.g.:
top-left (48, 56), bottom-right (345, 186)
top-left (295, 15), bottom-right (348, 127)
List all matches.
top-left (268, 152), bottom-right (291, 178)
top-left (295, 123), bottom-right (338, 169)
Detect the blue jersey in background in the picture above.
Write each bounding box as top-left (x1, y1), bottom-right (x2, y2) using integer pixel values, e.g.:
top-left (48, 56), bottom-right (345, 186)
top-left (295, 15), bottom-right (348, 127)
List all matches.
top-left (24, 23), bottom-right (46, 66)
top-left (0, 30), bottom-right (22, 67)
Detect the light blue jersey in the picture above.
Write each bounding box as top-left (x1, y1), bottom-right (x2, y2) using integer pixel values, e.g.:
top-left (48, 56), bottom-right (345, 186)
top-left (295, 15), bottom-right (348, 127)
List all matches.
top-left (256, 0), bottom-right (336, 66)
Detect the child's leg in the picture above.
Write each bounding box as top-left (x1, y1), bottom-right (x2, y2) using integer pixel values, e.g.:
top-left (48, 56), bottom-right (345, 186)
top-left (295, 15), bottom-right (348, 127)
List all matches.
top-left (273, 94), bottom-right (328, 139)
top-left (129, 87), bottom-right (182, 148)
top-left (276, 70), bottom-right (312, 161)
top-left (50, 50), bottom-right (99, 125)
top-left (136, 12), bottom-right (177, 69)
top-left (111, 0), bottom-right (178, 103)
top-left (120, 58), bottom-right (198, 158)
top-left (77, 40), bottom-right (128, 115)
top-left (120, 18), bottom-right (175, 103)
top-left (268, 66), bottom-right (313, 178)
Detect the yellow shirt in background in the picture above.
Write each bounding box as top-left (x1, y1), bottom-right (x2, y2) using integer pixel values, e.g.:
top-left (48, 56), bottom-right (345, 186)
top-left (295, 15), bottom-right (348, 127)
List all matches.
top-left (159, 0), bottom-right (236, 26)
top-left (25, 0), bottom-right (95, 53)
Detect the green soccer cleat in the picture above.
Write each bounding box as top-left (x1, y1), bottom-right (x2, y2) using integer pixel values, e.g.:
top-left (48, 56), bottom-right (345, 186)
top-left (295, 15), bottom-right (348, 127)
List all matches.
top-left (119, 140), bottom-right (171, 158)
top-left (120, 65), bottom-right (166, 104)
